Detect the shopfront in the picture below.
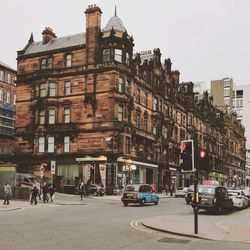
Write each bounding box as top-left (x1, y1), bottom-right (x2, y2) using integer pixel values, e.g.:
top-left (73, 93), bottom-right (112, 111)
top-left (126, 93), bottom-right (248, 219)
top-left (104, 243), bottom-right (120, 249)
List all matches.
top-left (117, 157), bottom-right (158, 190)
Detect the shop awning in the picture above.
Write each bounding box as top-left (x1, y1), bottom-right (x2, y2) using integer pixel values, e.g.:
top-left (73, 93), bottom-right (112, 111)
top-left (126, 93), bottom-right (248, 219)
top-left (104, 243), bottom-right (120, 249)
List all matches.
top-left (117, 157), bottom-right (158, 168)
top-left (76, 155), bottom-right (107, 162)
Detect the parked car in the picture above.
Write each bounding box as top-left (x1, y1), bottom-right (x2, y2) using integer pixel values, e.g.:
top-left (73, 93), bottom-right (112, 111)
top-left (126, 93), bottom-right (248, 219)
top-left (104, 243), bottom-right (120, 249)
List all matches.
top-left (89, 184), bottom-right (105, 196)
top-left (121, 184), bottom-right (159, 206)
top-left (193, 185), bottom-right (233, 213)
top-left (227, 189), bottom-right (249, 209)
top-left (174, 187), bottom-right (188, 198)
top-left (185, 185), bottom-right (195, 204)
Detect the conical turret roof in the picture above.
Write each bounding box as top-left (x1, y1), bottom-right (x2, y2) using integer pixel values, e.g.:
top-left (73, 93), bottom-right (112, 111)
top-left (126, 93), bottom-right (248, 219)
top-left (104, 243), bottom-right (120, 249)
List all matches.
top-left (104, 7), bottom-right (126, 32)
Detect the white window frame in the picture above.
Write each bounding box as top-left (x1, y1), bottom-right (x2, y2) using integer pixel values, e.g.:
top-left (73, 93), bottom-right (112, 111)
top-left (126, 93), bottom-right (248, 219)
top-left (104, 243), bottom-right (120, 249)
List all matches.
top-left (48, 136), bottom-right (55, 153)
top-left (6, 91), bottom-right (10, 104)
top-left (0, 70), bottom-right (4, 81)
top-left (118, 78), bottom-right (123, 93)
top-left (114, 49), bottom-right (122, 63)
top-left (7, 74), bottom-right (11, 84)
top-left (65, 54), bottom-right (72, 67)
top-left (118, 105), bottom-right (123, 121)
top-left (0, 89), bottom-right (3, 102)
top-left (64, 136), bottom-right (70, 153)
top-left (65, 81), bottom-right (71, 96)
top-left (38, 137), bottom-right (45, 153)
top-left (49, 82), bottom-right (56, 97)
top-left (48, 109), bottom-right (56, 124)
top-left (64, 108), bottom-right (70, 123)
top-left (39, 110), bottom-right (45, 125)
top-left (40, 84), bottom-right (46, 97)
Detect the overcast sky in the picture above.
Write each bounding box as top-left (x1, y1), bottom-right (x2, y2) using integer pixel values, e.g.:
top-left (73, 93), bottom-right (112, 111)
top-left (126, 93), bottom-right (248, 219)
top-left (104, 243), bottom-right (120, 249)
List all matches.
top-left (1, 0), bottom-right (250, 86)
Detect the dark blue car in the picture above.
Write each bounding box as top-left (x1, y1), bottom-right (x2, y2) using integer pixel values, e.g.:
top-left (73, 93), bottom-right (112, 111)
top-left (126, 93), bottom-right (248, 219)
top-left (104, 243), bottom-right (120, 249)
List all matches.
top-left (121, 184), bottom-right (159, 206)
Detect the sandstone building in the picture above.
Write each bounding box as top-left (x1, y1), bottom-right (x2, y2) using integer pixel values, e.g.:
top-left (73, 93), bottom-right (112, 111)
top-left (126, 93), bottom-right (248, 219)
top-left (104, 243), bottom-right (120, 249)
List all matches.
top-left (16, 5), bottom-right (246, 192)
top-left (0, 61), bottom-right (16, 162)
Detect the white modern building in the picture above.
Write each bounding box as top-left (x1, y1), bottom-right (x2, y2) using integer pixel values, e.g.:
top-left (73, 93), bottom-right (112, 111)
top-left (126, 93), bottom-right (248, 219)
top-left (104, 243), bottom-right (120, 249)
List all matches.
top-left (233, 84), bottom-right (250, 150)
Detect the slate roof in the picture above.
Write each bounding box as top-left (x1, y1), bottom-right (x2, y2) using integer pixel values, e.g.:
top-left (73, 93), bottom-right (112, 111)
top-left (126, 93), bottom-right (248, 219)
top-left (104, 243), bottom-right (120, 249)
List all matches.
top-left (24, 32), bottom-right (86, 55)
top-left (103, 16), bottom-right (126, 32)
top-left (0, 61), bottom-right (16, 71)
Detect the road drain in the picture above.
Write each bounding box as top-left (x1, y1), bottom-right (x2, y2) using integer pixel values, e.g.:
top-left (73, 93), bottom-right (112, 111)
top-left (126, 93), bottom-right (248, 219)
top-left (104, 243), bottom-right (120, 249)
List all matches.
top-left (158, 237), bottom-right (190, 244)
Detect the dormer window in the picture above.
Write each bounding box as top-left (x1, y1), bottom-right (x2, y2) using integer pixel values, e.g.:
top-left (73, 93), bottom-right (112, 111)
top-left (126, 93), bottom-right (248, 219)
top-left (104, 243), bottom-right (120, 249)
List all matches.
top-left (114, 49), bottom-right (122, 63)
top-left (65, 54), bottom-right (72, 67)
top-left (103, 49), bottom-right (111, 62)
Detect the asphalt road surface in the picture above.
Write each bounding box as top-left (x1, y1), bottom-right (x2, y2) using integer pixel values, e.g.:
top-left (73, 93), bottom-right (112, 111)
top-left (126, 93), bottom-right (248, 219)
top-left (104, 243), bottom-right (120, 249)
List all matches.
top-left (0, 196), bottom-right (249, 250)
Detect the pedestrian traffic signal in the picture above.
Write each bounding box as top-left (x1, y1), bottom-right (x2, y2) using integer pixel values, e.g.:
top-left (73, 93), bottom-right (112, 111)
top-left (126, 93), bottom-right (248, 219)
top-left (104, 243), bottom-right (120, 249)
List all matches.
top-left (195, 149), bottom-right (209, 171)
top-left (180, 140), bottom-right (194, 172)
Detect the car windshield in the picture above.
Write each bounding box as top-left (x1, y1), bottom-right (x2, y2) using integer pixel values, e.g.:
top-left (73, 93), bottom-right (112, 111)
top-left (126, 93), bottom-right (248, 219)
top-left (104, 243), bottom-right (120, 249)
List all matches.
top-left (198, 186), bottom-right (216, 195)
top-left (125, 185), bottom-right (140, 192)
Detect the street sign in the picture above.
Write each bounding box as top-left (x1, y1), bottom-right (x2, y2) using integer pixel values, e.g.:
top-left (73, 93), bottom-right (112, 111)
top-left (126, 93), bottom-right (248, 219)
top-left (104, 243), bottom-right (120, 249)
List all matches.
top-left (51, 160), bottom-right (56, 175)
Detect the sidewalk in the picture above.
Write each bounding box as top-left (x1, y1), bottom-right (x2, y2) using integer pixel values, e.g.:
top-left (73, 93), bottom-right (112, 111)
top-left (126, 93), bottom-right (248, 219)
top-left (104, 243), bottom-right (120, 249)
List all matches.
top-left (141, 208), bottom-right (250, 242)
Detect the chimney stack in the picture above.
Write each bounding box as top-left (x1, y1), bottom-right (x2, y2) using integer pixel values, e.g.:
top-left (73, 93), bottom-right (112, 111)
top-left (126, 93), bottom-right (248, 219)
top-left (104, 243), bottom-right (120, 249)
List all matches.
top-left (42, 27), bottom-right (57, 44)
top-left (85, 5), bottom-right (102, 66)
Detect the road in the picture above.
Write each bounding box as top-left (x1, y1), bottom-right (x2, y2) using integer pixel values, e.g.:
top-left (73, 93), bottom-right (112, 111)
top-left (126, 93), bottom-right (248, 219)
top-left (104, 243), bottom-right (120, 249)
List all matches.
top-left (0, 195), bottom-right (249, 250)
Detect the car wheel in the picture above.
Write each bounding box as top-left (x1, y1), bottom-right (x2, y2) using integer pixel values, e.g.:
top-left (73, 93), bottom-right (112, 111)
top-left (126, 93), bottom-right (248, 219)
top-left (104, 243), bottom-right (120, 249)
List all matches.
top-left (154, 198), bottom-right (159, 205)
top-left (93, 191), bottom-right (98, 196)
top-left (123, 202), bottom-right (128, 207)
top-left (140, 199), bottom-right (146, 206)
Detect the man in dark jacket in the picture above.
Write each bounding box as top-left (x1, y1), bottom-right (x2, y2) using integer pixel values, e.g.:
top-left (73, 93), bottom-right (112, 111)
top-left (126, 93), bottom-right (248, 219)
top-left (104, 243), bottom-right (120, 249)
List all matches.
top-left (30, 183), bottom-right (38, 205)
top-left (42, 182), bottom-right (49, 203)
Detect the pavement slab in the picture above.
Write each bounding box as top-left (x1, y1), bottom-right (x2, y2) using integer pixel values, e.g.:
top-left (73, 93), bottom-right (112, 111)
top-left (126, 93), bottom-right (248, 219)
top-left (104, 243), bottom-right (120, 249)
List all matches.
top-left (141, 208), bottom-right (250, 242)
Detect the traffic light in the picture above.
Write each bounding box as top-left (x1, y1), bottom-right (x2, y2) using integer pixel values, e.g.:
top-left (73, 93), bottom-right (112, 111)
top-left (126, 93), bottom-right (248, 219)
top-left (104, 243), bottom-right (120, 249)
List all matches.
top-left (180, 140), bottom-right (194, 172)
top-left (195, 149), bottom-right (209, 171)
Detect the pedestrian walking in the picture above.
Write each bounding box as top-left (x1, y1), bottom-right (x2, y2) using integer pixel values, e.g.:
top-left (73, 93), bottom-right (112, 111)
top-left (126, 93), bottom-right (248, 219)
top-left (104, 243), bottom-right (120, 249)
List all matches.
top-left (42, 182), bottom-right (49, 203)
top-left (165, 184), bottom-right (169, 196)
top-left (49, 184), bottom-right (55, 202)
top-left (2, 181), bottom-right (12, 205)
top-left (79, 182), bottom-right (85, 200)
top-left (30, 183), bottom-right (38, 205)
top-left (170, 184), bottom-right (174, 197)
top-left (35, 180), bottom-right (41, 200)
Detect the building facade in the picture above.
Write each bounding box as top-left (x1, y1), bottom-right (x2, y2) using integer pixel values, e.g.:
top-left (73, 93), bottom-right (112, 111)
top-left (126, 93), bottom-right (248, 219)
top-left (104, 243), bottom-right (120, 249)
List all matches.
top-left (15, 5), bottom-right (246, 193)
top-left (0, 61), bottom-right (16, 162)
top-left (233, 85), bottom-right (250, 150)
